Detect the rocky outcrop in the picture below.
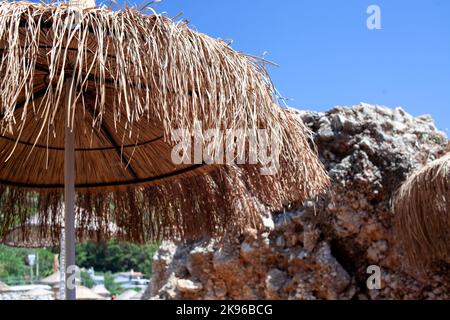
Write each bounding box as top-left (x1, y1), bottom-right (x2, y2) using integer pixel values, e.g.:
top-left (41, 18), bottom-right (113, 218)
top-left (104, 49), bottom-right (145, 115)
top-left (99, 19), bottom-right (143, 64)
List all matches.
top-left (146, 103), bottom-right (450, 300)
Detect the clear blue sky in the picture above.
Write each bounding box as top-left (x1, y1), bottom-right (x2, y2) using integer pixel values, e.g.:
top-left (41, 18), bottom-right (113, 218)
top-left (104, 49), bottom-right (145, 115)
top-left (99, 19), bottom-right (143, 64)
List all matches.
top-left (32, 0), bottom-right (448, 130)
top-left (134, 0), bottom-right (449, 132)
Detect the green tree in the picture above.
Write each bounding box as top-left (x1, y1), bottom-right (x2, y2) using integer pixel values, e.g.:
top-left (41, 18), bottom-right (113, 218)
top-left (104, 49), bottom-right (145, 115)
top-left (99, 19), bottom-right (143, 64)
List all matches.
top-left (80, 270), bottom-right (95, 288)
top-left (0, 245), bottom-right (55, 285)
top-left (76, 241), bottom-right (158, 276)
top-left (104, 272), bottom-right (124, 296)
top-left (0, 240), bottom-right (159, 285)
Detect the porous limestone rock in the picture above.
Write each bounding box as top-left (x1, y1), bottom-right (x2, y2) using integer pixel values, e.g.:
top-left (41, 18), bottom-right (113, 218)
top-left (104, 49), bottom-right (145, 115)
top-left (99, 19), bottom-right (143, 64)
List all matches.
top-left (145, 104), bottom-right (449, 300)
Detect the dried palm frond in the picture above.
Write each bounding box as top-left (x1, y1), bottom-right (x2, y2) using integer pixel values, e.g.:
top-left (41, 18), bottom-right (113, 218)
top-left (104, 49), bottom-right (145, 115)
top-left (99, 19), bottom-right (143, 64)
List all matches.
top-left (393, 153), bottom-right (450, 271)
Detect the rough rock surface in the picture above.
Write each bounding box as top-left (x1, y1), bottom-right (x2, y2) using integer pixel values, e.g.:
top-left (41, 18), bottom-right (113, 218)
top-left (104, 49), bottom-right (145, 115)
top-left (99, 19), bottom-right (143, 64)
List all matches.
top-left (145, 103), bottom-right (450, 300)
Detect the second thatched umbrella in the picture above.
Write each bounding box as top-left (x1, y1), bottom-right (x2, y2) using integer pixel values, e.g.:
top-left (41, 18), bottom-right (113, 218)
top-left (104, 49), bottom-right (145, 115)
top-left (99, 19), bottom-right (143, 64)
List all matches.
top-left (393, 153), bottom-right (450, 271)
top-left (0, 2), bottom-right (329, 299)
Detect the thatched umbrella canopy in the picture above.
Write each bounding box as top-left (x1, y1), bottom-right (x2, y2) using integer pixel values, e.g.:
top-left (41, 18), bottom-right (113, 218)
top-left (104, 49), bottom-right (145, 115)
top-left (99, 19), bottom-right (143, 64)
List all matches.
top-left (40, 270), bottom-right (63, 287)
top-left (0, 1), bottom-right (329, 241)
top-left (41, 270), bottom-right (81, 285)
top-left (393, 153), bottom-right (450, 271)
top-left (91, 284), bottom-right (110, 298)
top-left (75, 285), bottom-right (105, 300)
top-left (0, 1), bottom-right (329, 298)
top-left (0, 281), bottom-right (11, 292)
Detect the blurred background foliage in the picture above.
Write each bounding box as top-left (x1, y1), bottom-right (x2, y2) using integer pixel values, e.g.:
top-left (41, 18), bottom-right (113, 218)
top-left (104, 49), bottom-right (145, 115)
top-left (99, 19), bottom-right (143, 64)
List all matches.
top-left (0, 241), bottom-right (159, 285)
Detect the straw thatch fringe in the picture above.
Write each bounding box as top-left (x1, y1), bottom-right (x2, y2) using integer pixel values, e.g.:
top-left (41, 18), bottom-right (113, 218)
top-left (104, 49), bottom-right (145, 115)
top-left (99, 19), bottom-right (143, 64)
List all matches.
top-left (1, 160), bottom-right (328, 245)
top-left (0, 109), bottom-right (330, 244)
top-left (393, 153), bottom-right (450, 271)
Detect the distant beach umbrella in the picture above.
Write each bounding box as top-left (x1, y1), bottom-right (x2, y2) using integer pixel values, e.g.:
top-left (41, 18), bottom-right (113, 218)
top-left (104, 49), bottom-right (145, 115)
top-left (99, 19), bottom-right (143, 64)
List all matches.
top-left (0, 1), bottom-right (329, 299)
top-left (40, 271), bottom-right (64, 287)
top-left (393, 153), bottom-right (450, 271)
top-left (41, 270), bottom-right (81, 286)
top-left (0, 281), bottom-right (11, 292)
top-left (75, 285), bottom-right (105, 300)
top-left (91, 284), bottom-right (111, 298)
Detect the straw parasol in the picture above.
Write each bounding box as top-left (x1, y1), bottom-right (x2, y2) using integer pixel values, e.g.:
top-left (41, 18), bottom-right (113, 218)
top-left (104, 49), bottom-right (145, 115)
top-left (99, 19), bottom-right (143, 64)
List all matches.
top-left (393, 153), bottom-right (450, 271)
top-left (0, 281), bottom-right (11, 292)
top-left (40, 271), bottom-right (62, 287)
top-left (41, 270), bottom-right (81, 285)
top-left (0, 1), bottom-right (329, 299)
top-left (91, 284), bottom-right (110, 298)
top-left (76, 285), bottom-right (105, 300)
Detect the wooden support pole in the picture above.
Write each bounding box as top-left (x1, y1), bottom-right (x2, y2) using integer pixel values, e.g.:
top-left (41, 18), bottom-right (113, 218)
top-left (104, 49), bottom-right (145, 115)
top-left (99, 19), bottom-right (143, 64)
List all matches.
top-left (64, 77), bottom-right (76, 300)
